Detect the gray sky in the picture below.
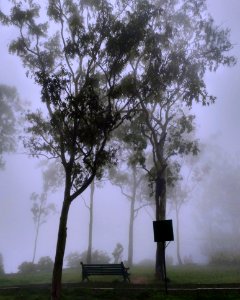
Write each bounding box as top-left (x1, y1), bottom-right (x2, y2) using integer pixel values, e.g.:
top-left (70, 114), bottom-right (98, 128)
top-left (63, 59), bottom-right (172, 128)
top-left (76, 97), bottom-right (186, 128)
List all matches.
top-left (0, 0), bottom-right (240, 273)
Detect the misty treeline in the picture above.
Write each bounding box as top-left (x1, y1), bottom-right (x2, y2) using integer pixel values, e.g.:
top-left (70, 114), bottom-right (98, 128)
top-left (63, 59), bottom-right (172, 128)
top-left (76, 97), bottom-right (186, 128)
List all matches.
top-left (17, 256), bottom-right (54, 274)
top-left (196, 143), bottom-right (240, 266)
top-left (0, 0), bottom-right (235, 299)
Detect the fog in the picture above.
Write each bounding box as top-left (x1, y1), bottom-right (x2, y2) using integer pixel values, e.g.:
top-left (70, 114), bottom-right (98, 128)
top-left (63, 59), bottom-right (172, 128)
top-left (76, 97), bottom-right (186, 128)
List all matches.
top-left (0, 0), bottom-right (240, 274)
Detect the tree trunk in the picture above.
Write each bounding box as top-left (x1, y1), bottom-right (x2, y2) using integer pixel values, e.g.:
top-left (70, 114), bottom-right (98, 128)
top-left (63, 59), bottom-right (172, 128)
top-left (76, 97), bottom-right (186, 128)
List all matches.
top-left (176, 206), bottom-right (183, 265)
top-left (32, 220), bottom-right (40, 263)
top-left (51, 196), bottom-right (71, 300)
top-left (32, 195), bottom-right (45, 264)
top-left (128, 201), bottom-right (135, 267)
top-left (128, 166), bottom-right (137, 267)
top-left (155, 169), bottom-right (167, 280)
top-left (87, 180), bottom-right (94, 264)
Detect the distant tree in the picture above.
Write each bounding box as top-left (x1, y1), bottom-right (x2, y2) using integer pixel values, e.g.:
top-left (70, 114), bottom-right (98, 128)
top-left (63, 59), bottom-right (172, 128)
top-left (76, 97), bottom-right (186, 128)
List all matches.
top-left (80, 249), bottom-right (111, 264)
top-left (112, 243), bottom-right (124, 263)
top-left (65, 252), bottom-right (81, 269)
top-left (0, 1), bottom-right (151, 298)
top-left (37, 256), bottom-right (54, 272)
top-left (197, 146), bottom-right (240, 264)
top-left (0, 253), bottom-right (4, 275)
top-left (18, 261), bottom-right (36, 274)
top-left (86, 180), bottom-right (95, 264)
top-left (168, 153), bottom-right (206, 265)
top-left (109, 119), bottom-right (151, 266)
top-left (30, 168), bottom-right (57, 263)
top-left (40, 160), bottom-right (64, 193)
top-left (83, 178), bottom-right (107, 264)
top-left (168, 181), bottom-right (187, 265)
top-left (111, 165), bottom-right (147, 266)
top-left (207, 252), bottom-right (240, 266)
top-left (125, 0), bottom-right (235, 279)
top-left (84, 177), bottom-right (111, 264)
top-left (31, 192), bottom-right (56, 263)
top-left (66, 249), bottom-right (111, 266)
top-left (0, 84), bottom-right (21, 168)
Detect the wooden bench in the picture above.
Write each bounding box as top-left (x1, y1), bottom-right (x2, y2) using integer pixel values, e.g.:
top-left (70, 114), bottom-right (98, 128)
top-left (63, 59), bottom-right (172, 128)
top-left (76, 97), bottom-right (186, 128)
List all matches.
top-left (80, 262), bottom-right (130, 282)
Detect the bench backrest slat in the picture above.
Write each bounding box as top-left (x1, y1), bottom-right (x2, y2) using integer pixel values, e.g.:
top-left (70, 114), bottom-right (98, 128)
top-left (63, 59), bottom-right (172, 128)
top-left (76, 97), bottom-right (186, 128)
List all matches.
top-left (80, 262), bottom-right (130, 282)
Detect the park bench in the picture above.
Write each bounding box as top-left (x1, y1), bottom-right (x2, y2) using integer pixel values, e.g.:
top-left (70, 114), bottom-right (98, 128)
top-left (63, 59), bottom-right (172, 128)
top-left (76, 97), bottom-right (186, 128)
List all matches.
top-left (80, 262), bottom-right (130, 282)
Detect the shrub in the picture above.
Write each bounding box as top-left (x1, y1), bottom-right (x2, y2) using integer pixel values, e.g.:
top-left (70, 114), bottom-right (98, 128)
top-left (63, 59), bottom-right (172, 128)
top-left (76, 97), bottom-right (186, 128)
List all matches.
top-left (65, 252), bottom-right (81, 268)
top-left (37, 256), bottom-right (54, 272)
top-left (18, 261), bottom-right (36, 274)
top-left (66, 249), bottom-right (111, 268)
top-left (209, 251), bottom-right (240, 266)
top-left (80, 249), bottom-right (111, 264)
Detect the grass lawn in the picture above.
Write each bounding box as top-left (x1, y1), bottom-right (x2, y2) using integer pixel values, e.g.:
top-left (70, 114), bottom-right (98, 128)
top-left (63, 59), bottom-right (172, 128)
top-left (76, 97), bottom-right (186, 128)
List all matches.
top-left (0, 264), bottom-right (239, 299)
top-left (0, 286), bottom-right (239, 300)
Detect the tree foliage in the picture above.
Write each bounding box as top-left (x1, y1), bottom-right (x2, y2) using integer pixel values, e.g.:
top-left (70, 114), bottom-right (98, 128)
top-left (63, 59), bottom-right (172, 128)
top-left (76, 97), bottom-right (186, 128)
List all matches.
top-left (37, 256), bottom-right (54, 272)
top-left (18, 261), bottom-right (36, 274)
top-left (17, 256), bottom-right (54, 273)
top-left (116, 0), bottom-right (236, 279)
top-left (30, 191), bottom-right (56, 263)
top-left (109, 119), bottom-right (149, 205)
top-left (0, 0), bottom-right (155, 197)
top-left (65, 251), bottom-right (81, 269)
top-left (127, 0), bottom-right (235, 212)
top-left (80, 249), bottom-right (111, 264)
top-left (112, 243), bottom-right (124, 263)
top-left (0, 1), bottom-right (153, 298)
top-left (0, 84), bottom-right (21, 168)
top-left (65, 249), bottom-right (111, 267)
top-left (31, 192), bottom-right (56, 228)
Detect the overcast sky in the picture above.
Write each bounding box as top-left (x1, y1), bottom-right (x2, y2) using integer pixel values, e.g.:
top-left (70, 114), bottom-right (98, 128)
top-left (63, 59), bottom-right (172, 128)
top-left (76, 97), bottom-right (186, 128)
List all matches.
top-left (194, 0), bottom-right (240, 153)
top-left (0, 0), bottom-right (240, 273)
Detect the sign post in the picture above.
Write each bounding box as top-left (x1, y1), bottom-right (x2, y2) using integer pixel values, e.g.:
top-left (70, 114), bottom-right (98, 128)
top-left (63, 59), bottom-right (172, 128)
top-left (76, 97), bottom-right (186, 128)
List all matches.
top-left (153, 220), bottom-right (174, 293)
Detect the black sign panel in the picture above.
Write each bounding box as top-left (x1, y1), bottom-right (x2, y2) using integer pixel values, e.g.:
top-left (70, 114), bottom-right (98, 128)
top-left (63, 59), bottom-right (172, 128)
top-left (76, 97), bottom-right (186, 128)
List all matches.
top-left (153, 220), bottom-right (174, 242)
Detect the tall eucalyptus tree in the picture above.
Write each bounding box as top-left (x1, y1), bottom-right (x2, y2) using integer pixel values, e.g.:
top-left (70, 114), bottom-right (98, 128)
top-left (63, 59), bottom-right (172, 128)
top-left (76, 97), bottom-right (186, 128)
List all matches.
top-left (0, 1), bottom-right (152, 298)
top-left (126, 0), bottom-right (235, 279)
